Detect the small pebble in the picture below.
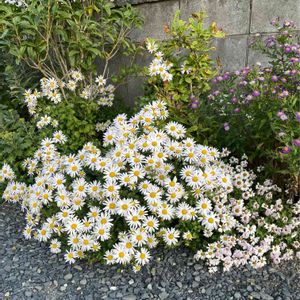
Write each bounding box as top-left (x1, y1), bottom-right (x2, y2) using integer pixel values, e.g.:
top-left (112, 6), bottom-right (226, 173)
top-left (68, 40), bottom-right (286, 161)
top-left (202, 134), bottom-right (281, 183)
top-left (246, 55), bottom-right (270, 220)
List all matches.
top-left (64, 273), bottom-right (73, 280)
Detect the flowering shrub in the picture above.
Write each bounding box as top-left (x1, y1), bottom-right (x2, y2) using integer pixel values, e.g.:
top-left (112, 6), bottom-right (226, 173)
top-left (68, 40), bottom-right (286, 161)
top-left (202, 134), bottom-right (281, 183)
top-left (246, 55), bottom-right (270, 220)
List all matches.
top-left (139, 11), bottom-right (224, 134)
top-left (22, 71), bottom-right (118, 150)
top-left (143, 18), bottom-right (299, 195)
top-left (1, 101), bottom-right (299, 272)
top-left (205, 20), bottom-right (300, 193)
top-left (0, 69), bottom-right (132, 195)
top-left (0, 0), bottom-right (141, 184)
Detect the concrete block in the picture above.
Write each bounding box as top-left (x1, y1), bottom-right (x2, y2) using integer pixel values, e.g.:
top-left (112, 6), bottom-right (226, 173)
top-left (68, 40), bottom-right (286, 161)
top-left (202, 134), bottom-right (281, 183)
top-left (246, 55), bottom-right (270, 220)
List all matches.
top-left (114, 75), bottom-right (146, 107)
top-left (180, 0), bottom-right (251, 35)
top-left (212, 35), bottom-right (248, 71)
top-left (122, 76), bottom-right (147, 106)
top-left (129, 0), bottom-right (180, 42)
top-left (116, 0), bottom-right (173, 5)
top-left (247, 47), bottom-right (270, 67)
top-left (251, 0), bottom-right (300, 33)
top-left (247, 33), bottom-right (275, 67)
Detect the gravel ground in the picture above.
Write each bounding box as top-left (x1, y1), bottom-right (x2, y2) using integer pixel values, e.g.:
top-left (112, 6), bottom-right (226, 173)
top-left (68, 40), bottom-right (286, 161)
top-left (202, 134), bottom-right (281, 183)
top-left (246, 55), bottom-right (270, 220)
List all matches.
top-left (1, 202), bottom-right (300, 300)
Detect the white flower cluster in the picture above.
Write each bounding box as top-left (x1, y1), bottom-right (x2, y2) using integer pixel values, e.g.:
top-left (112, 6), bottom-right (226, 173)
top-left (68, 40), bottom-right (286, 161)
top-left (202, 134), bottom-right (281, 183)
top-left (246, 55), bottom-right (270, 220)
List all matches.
top-left (95, 120), bottom-right (112, 132)
top-left (24, 71), bottom-right (114, 116)
top-left (23, 71), bottom-right (114, 130)
top-left (36, 115), bottom-right (59, 130)
top-left (146, 39), bottom-right (173, 82)
top-left (195, 176), bottom-right (300, 273)
top-left (1, 0), bottom-right (24, 6)
top-left (1, 101), bottom-right (299, 272)
top-left (0, 164), bottom-right (15, 182)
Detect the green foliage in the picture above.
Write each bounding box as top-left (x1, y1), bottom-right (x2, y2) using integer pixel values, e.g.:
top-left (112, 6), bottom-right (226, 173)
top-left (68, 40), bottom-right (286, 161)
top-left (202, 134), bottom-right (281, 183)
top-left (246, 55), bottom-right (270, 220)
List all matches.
top-left (36, 94), bottom-right (133, 152)
top-left (139, 11), bottom-right (224, 125)
top-left (0, 104), bottom-right (37, 194)
top-left (0, 0), bottom-right (142, 81)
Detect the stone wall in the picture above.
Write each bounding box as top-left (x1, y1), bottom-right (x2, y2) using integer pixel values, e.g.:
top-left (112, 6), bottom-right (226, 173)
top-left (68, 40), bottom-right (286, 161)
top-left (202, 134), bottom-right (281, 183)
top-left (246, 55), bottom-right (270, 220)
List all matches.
top-left (112, 0), bottom-right (300, 104)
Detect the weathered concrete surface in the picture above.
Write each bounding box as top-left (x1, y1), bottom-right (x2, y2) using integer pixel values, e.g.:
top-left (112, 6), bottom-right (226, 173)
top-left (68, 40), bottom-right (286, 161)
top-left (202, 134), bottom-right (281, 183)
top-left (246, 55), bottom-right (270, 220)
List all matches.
top-left (129, 0), bottom-right (180, 42)
top-left (251, 0), bottom-right (300, 33)
top-left (180, 0), bottom-right (251, 35)
top-left (213, 35), bottom-right (248, 71)
top-left (116, 0), bottom-right (173, 5)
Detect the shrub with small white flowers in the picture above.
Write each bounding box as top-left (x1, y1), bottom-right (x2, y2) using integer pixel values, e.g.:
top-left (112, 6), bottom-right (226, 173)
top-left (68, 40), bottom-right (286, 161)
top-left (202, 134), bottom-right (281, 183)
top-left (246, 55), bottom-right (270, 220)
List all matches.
top-left (21, 70), bottom-right (117, 153)
top-left (0, 0), bottom-right (141, 181)
top-left (1, 101), bottom-right (299, 272)
top-left (25, 71), bottom-right (114, 123)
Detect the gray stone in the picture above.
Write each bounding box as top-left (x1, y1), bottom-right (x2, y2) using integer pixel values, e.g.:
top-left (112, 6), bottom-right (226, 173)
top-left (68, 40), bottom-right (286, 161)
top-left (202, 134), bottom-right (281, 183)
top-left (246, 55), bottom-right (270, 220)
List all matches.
top-left (130, 0), bottom-right (180, 42)
top-left (252, 291), bottom-right (262, 299)
top-left (213, 34), bottom-right (248, 71)
top-left (25, 290), bottom-right (32, 297)
top-left (123, 295), bottom-right (137, 300)
top-left (259, 292), bottom-right (274, 300)
top-left (180, 0), bottom-right (251, 35)
top-left (159, 291), bottom-right (169, 300)
top-left (251, 0), bottom-right (300, 33)
top-left (64, 273), bottom-right (73, 280)
top-left (4, 266), bottom-right (11, 272)
top-left (80, 278), bottom-right (87, 285)
top-left (247, 33), bottom-right (272, 66)
top-left (74, 265), bottom-right (82, 271)
top-left (60, 285), bottom-right (67, 291)
top-left (247, 285), bottom-right (253, 292)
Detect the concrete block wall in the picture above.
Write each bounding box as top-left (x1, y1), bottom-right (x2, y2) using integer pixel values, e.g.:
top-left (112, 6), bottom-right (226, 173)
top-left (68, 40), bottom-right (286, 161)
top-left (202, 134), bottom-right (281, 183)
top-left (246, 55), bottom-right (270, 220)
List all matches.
top-left (113, 0), bottom-right (300, 103)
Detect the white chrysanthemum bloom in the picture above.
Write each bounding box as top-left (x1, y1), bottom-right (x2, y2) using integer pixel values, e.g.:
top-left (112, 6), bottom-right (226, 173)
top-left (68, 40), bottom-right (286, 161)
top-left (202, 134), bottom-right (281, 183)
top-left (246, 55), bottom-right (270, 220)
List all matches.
top-left (113, 244), bottom-right (131, 264)
top-left (163, 228), bottom-right (180, 246)
top-left (64, 250), bottom-right (77, 264)
top-left (50, 239), bottom-right (61, 254)
top-left (183, 231), bottom-right (193, 241)
top-left (202, 213), bottom-right (219, 231)
top-left (135, 247), bottom-right (151, 266)
top-left (70, 70), bottom-right (84, 82)
top-left (146, 38), bottom-right (158, 53)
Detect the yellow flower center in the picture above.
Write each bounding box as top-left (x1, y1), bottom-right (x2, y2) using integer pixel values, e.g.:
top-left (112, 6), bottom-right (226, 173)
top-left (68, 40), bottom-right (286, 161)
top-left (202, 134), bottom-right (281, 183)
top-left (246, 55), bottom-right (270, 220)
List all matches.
top-left (150, 192), bottom-right (157, 198)
top-left (208, 217), bottom-right (214, 224)
top-left (71, 223), bottom-right (77, 230)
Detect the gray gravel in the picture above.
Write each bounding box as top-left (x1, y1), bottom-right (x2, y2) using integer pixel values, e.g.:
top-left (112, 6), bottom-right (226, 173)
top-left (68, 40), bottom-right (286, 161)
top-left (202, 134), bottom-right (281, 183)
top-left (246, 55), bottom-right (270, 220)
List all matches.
top-left (1, 202), bottom-right (300, 300)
